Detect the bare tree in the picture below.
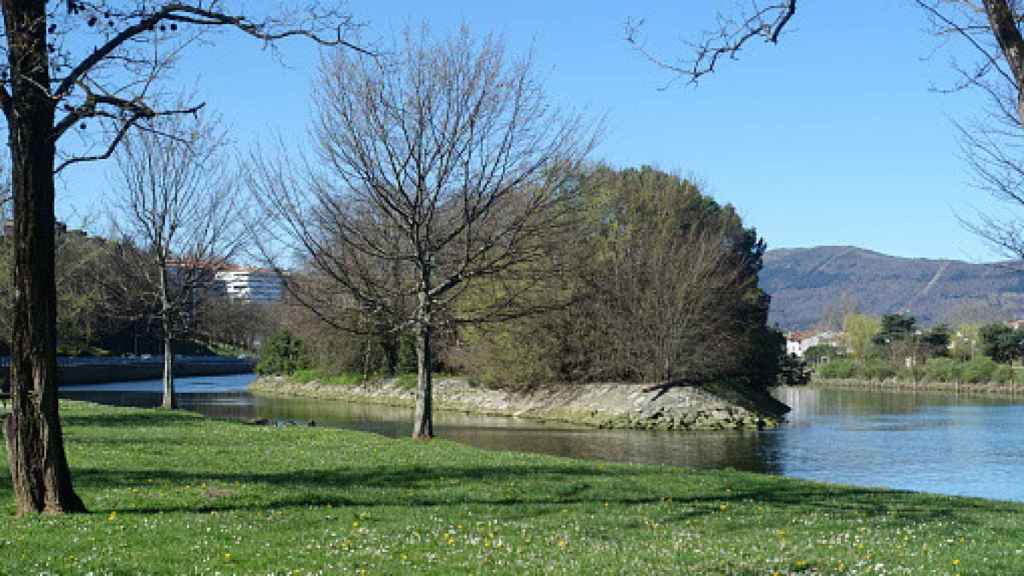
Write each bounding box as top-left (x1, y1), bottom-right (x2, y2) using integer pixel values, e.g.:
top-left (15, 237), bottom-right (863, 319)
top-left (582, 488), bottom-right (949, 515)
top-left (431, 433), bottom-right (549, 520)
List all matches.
top-left (196, 297), bottom-right (275, 352)
top-left (88, 233), bottom-right (162, 353)
top-left (0, 1), bottom-right (364, 515)
top-left (112, 111), bottom-right (242, 409)
top-left (913, 1), bottom-right (1024, 260)
top-left (250, 26), bottom-right (595, 439)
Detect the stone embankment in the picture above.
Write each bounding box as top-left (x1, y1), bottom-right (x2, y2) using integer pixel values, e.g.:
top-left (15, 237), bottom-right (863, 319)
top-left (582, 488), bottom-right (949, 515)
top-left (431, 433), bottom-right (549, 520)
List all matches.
top-left (1, 356), bottom-right (256, 386)
top-left (249, 376), bottom-right (790, 431)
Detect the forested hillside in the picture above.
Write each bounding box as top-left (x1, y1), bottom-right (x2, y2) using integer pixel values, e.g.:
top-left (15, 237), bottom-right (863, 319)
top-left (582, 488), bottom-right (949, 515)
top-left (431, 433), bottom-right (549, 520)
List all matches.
top-left (761, 246), bottom-right (1024, 330)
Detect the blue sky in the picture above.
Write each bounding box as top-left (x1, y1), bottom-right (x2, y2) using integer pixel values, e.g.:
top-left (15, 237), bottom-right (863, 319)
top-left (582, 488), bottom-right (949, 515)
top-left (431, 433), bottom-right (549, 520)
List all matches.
top-left (58, 2), bottom-right (1007, 261)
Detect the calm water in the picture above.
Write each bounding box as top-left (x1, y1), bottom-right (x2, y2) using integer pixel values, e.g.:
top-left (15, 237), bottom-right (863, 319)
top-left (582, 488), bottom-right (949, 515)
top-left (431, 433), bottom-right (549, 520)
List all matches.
top-left (60, 375), bottom-right (1024, 501)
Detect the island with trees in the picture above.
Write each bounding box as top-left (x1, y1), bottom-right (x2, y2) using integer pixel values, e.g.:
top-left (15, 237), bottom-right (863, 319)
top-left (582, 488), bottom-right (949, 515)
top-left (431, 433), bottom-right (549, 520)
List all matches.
top-left (245, 29), bottom-right (793, 432)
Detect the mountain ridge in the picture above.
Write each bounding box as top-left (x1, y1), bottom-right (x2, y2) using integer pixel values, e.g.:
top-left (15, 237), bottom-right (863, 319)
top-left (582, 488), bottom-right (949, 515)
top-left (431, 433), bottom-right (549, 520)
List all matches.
top-left (761, 245), bottom-right (1024, 331)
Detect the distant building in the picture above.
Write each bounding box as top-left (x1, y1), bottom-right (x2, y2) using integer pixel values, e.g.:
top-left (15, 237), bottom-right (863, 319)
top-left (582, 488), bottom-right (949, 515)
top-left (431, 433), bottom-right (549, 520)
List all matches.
top-left (214, 266), bottom-right (284, 303)
top-left (786, 330), bottom-right (843, 357)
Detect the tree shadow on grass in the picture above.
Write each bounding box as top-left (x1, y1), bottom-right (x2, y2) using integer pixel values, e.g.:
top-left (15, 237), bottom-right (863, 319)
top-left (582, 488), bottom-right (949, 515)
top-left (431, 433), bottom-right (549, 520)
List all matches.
top-left (68, 462), bottom-right (1006, 529)
top-left (62, 411), bottom-right (204, 429)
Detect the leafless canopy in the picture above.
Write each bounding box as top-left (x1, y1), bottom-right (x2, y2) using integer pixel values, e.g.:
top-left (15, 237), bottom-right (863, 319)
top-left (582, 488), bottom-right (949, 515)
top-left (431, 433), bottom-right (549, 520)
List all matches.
top-left (112, 109), bottom-right (242, 336)
top-left (914, 1), bottom-right (1024, 259)
top-left (915, 1), bottom-right (1024, 125)
top-left (249, 25), bottom-right (596, 438)
top-left (251, 26), bottom-right (594, 328)
top-left (0, 1), bottom-right (366, 173)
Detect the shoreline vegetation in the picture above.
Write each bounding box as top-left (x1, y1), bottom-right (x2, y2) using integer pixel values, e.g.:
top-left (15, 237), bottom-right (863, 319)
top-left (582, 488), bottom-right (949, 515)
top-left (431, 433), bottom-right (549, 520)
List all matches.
top-left (812, 376), bottom-right (1024, 398)
top-left (249, 373), bottom-right (789, 431)
top-left (4, 400), bottom-right (1024, 574)
top-left (801, 313), bottom-right (1024, 401)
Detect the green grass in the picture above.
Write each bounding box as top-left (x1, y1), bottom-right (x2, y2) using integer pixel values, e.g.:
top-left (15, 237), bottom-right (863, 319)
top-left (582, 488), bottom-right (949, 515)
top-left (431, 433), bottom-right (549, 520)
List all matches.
top-left (0, 402), bottom-right (1021, 574)
top-left (393, 372), bottom-right (418, 390)
top-left (291, 368), bottom-right (369, 386)
top-left (205, 342), bottom-right (253, 358)
top-left (289, 369), bottom-right (453, 391)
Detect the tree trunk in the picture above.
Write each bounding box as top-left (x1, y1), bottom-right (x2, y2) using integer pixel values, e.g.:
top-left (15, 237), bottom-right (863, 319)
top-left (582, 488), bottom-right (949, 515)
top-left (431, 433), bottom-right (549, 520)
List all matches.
top-left (383, 333), bottom-right (399, 376)
top-left (2, 0), bottom-right (86, 515)
top-left (162, 336), bottom-right (175, 409)
top-left (983, 0), bottom-right (1024, 123)
top-left (412, 289), bottom-right (433, 439)
top-left (159, 266), bottom-right (175, 409)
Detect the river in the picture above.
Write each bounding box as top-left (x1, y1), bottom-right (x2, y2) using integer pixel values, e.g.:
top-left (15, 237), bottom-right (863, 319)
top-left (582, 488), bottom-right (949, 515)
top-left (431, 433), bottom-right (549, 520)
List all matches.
top-left (59, 374), bottom-right (1024, 502)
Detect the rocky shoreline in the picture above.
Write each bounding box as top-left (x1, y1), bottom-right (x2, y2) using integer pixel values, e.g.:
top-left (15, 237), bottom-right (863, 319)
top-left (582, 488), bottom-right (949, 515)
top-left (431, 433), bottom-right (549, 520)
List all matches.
top-left (249, 376), bottom-right (790, 431)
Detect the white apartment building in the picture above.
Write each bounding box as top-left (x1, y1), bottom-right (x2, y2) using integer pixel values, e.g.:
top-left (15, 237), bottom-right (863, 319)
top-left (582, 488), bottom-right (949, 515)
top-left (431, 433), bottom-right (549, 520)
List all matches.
top-left (214, 267), bottom-right (284, 303)
top-left (785, 330), bottom-right (843, 357)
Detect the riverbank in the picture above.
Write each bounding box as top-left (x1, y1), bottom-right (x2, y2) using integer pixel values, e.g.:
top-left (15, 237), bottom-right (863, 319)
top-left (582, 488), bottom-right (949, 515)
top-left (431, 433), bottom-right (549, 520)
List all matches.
top-left (2, 401), bottom-right (1021, 574)
top-left (0, 356), bottom-right (256, 386)
top-left (249, 375), bottom-right (789, 430)
top-left (813, 376), bottom-right (1024, 397)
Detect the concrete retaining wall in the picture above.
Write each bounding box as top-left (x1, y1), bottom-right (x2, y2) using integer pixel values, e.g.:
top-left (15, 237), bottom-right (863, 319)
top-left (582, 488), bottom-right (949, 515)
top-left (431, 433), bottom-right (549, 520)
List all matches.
top-left (0, 356), bottom-right (255, 387)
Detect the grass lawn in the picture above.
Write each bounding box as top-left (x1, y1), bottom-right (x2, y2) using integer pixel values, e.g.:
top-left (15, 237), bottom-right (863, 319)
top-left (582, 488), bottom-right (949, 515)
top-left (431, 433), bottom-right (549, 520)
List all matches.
top-left (0, 402), bottom-right (1020, 575)
top-left (292, 366), bottom-right (460, 389)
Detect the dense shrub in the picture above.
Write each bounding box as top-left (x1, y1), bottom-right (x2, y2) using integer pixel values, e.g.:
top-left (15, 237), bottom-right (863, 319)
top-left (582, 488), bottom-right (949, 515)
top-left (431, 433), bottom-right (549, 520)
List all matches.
top-left (861, 359), bottom-right (896, 381)
top-left (896, 367), bottom-right (918, 382)
top-left (454, 166), bottom-right (779, 390)
top-left (992, 365), bottom-right (1014, 384)
top-left (803, 344), bottom-right (843, 366)
top-left (962, 356), bottom-right (998, 384)
top-left (924, 357), bottom-right (961, 383)
top-left (256, 330), bottom-right (310, 375)
top-left (777, 353), bottom-right (811, 386)
top-left (816, 359), bottom-right (857, 379)
top-left (815, 356), bottom-right (1017, 385)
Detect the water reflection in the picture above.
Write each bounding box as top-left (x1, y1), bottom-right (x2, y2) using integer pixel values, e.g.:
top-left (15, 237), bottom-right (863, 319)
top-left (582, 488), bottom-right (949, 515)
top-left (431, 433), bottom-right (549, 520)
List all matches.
top-left (60, 376), bottom-right (1024, 501)
top-left (765, 386), bottom-right (1024, 501)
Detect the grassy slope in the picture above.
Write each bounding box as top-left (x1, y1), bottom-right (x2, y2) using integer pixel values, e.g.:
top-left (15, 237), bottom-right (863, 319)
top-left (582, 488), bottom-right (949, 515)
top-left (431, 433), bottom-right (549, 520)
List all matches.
top-left (0, 403), bottom-right (1019, 575)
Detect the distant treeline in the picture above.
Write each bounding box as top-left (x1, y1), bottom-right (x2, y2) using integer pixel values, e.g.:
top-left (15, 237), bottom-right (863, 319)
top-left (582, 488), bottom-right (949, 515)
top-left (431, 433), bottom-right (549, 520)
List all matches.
top-left (809, 312), bottom-right (1024, 384)
top-left (0, 230), bottom-right (275, 357)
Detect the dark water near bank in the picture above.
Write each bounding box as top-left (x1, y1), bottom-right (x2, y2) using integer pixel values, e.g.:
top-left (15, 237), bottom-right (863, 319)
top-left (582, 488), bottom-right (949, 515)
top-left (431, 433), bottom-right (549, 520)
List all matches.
top-left (60, 375), bottom-right (1024, 502)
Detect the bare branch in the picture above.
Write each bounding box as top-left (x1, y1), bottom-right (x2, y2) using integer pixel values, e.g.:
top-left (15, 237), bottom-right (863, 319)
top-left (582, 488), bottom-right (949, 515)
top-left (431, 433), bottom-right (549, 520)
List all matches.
top-left (626, 1), bottom-right (796, 85)
top-left (54, 100), bottom-right (204, 173)
top-left (249, 25), bottom-right (597, 438)
top-left (55, 2), bottom-right (371, 102)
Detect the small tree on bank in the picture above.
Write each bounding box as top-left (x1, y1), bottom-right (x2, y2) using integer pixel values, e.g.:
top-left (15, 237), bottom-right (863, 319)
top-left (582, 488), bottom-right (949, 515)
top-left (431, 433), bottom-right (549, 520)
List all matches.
top-left (250, 27), bottom-right (595, 439)
top-left (979, 322), bottom-right (1023, 365)
top-left (843, 313), bottom-right (880, 362)
top-left (112, 111), bottom-right (242, 409)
